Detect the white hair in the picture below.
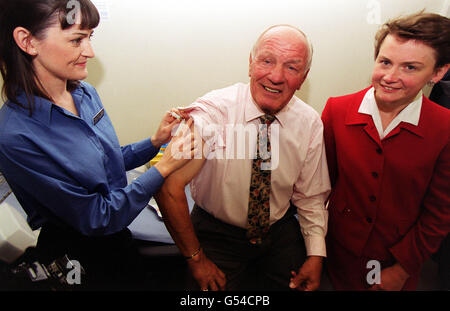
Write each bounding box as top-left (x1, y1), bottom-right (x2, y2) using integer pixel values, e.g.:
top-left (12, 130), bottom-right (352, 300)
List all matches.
top-left (251, 24), bottom-right (313, 74)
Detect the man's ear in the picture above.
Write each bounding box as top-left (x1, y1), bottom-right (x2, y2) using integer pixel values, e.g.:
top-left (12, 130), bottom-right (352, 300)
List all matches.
top-left (297, 68), bottom-right (310, 90)
top-left (13, 27), bottom-right (38, 56)
top-left (248, 53), bottom-right (253, 77)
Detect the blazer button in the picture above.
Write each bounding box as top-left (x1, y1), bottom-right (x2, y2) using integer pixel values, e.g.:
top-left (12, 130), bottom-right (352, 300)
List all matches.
top-left (366, 217), bottom-right (373, 224)
top-left (376, 148), bottom-right (383, 154)
top-left (372, 172), bottom-right (379, 178)
top-left (369, 195), bottom-right (376, 202)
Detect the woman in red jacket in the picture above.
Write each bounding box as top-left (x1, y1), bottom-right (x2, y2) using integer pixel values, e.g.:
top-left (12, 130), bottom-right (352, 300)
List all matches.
top-left (322, 12), bottom-right (450, 290)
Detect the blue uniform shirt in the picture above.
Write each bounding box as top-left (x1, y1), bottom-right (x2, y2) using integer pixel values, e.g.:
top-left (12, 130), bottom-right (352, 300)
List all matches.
top-left (0, 82), bottom-right (164, 236)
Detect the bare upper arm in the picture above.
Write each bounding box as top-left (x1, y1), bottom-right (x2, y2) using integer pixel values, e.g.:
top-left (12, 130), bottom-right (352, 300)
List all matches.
top-left (166, 157), bottom-right (206, 187)
top-left (155, 153), bottom-right (205, 206)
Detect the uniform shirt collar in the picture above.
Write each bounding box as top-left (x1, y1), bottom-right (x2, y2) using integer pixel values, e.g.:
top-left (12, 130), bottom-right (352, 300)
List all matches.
top-left (15, 83), bottom-right (88, 126)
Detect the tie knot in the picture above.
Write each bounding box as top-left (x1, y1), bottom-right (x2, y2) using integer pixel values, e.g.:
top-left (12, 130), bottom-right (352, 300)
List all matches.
top-left (259, 114), bottom-right (276, 125)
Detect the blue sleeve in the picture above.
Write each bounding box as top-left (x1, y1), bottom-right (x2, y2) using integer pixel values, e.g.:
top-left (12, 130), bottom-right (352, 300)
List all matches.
top-left (0, 136), bottom-right (164, 236)
top-left (121, 138), bottom-right (160, 171)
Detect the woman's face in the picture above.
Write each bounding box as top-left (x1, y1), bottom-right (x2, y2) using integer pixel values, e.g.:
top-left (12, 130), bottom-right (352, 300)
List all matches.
top-left (372, 34), bottom-right (448, 108)
top-left (32, 20), bottom-right (95, 85)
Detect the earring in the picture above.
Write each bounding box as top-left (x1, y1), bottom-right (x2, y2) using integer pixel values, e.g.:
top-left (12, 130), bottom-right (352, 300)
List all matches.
top-left (427, 80), bottom-right (435, 87)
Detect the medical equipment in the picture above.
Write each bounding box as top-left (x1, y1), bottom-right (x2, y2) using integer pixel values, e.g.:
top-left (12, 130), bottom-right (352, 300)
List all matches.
top-left (0, 173), bottom-right (38, 264)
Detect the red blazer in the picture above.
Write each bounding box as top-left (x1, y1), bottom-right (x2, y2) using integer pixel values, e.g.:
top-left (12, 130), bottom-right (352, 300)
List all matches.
top-left (322, 87), bottom-right (450, 275)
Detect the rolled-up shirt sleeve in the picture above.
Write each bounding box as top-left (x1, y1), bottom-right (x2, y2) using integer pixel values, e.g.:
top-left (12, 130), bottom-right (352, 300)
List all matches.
top-left (184, 99), bottom-right (227, 158)
top-left (291, 118), bottom-right (331, 257)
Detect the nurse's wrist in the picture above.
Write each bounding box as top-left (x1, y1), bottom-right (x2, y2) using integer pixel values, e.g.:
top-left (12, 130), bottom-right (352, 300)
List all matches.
top-left (153, 161), bottom-right (169, 178)
top-left (150, 135), bottom-right (163, 149)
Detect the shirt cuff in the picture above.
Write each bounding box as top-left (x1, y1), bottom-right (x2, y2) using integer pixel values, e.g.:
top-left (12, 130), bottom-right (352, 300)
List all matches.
top-left (131, 138), bottom-right (160, 165)
top-left (143, 137), bottom-right (160, 155)
top-left (304, 235), bottom-right (327, 257)
top-left (135, 166), bottom-right (165, 195)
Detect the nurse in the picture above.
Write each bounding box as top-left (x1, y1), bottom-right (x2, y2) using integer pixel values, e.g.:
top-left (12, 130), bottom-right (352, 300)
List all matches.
top-left (322, 12), bottom-right (450, 290)
top-left (0, 0), bottom-right (195, 289)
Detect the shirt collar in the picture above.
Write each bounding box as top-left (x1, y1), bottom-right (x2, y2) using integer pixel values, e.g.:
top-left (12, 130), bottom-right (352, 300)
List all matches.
top-left (16, 83), bottom-right (87, 126)
top-left (359, 87), bottom-right (423, 127)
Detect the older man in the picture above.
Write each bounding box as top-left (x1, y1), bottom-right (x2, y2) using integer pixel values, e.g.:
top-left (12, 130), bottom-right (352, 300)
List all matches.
top-left (155, 25), bottom-right (331, 291)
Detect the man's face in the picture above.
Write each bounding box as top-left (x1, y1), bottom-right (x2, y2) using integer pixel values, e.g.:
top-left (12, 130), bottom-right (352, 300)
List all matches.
top-left (249, 28), bottom-right (309, 115)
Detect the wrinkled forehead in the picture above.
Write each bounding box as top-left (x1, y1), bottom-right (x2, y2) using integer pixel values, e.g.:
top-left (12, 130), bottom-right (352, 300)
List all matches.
top-left (254, 27), bottom-right (308, 57)
top-left (256, 33), bottom-right (308, 62)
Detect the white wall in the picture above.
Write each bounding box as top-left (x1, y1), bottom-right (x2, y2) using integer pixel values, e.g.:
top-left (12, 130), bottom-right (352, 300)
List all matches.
top-left (1, 0), bottom-right (448, 144)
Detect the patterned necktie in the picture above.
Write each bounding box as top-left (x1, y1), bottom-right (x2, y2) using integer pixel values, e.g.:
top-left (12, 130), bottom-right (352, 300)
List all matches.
top-left (246, 114), bottom-right (276, 244)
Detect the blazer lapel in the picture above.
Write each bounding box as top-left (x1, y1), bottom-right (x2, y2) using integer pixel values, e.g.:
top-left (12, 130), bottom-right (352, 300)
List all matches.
top-left (345, 95), bottom-right (382, 147)
top-left (384, 95), bottom-right (428, 140)
top-left (383, 122), bottom-right (424, 140)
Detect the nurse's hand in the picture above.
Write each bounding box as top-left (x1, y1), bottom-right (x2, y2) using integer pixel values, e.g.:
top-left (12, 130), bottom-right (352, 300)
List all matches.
top-left (154, 118), bottom-right (198, 178)
top-left (151, 108), bottom-right (189, 148)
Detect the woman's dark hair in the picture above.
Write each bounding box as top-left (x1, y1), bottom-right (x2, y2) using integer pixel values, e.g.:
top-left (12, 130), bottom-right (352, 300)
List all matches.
top-left (0, 0), bottom-right (100, 113)
top-left (374, 11), bottom-right (450, 69)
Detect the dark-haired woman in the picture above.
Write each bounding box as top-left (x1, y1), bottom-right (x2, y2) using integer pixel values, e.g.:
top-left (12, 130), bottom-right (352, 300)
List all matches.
top-left (322, 12), bottom-right (450, 291)
top-left (0, 0), bottom-right (195, 289)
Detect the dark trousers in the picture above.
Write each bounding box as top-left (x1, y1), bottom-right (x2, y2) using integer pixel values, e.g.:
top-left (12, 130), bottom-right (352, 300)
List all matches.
top-left (190, 204), bottom-right (306, 291)
top-left (35, 223), bottom-right (147, 290)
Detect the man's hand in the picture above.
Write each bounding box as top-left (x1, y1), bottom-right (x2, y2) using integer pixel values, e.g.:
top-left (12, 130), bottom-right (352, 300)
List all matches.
top-left (369, 263), bottom-right (409, 291)
top-left (289, 256), bottom-right (323, 291)
top-left (187, 249), bottom-right (226, 291)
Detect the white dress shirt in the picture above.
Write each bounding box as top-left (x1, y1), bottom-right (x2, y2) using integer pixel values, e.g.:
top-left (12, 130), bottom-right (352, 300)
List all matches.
top-left (186, 83), bottom-right (331, 257)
